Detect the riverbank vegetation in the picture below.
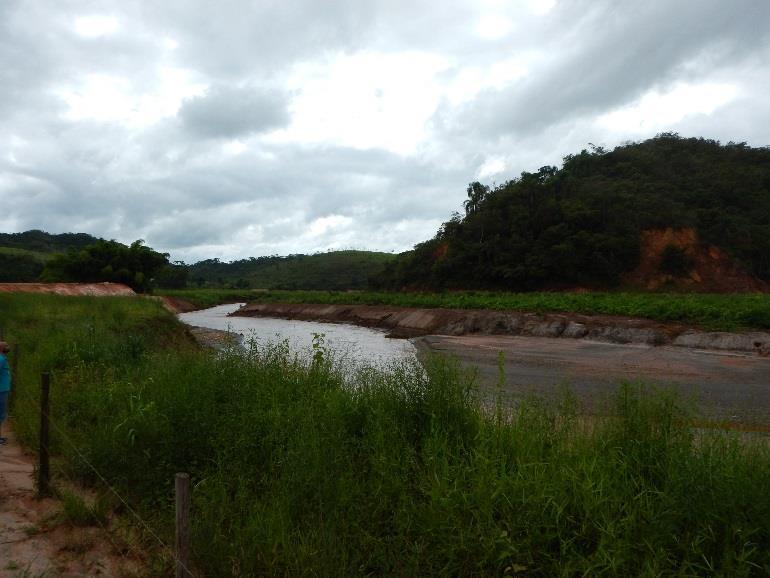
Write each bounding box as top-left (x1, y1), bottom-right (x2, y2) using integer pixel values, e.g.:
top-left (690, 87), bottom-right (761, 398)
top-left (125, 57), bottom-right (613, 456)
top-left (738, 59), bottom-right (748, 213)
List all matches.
top-left (1, 293), bottom-right (769, 575)
top-left (161, 288), bottom-right (770, 330)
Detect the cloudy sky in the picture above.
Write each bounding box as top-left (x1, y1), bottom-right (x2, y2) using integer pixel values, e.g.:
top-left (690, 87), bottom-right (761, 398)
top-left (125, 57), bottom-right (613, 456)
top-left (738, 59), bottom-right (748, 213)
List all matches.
top-left (1, 0), bottom-right (769, 262)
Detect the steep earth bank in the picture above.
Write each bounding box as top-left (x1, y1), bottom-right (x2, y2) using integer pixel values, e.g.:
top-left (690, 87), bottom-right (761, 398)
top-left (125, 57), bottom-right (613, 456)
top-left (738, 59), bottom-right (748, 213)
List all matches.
top-left (157, 295), bottom-right (198, 313)
top-left (622, 228), bottom-right (769, 292)
top-left (234, 302), bottom-right (770, 355)
top-left (0, 282), bottom-right (135, 296)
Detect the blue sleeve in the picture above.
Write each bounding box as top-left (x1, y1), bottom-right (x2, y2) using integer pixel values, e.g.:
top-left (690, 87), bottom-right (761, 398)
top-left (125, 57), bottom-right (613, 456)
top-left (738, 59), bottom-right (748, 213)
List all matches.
top-left (0, 355), bottom-right (10, 392)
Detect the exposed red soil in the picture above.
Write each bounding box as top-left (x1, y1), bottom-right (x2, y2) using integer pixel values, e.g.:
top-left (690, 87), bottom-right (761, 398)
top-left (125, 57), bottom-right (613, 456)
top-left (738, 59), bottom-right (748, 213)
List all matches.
top-left (0, 426), bottom-right (145, 576)
top-left (0, 283), bottom-right (135, 297)
top-left (157, 296), bottom-right (198, 313)
top-left (623, 228), bottom-right (768, 292)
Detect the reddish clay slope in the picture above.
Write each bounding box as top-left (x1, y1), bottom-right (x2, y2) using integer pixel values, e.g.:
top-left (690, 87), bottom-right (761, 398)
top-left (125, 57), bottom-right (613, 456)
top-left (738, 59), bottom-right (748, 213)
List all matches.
top-left (0, 282), bottom-right (135, 296)
top-left (623, 228), bottom-right (768, 293)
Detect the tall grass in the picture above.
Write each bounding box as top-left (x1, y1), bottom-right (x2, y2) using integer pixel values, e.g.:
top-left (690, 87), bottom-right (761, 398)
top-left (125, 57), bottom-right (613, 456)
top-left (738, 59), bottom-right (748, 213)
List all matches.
top-left (2, 293), bottom-right (769, 575)
top-left (162, 288), bottom-right (770, 331)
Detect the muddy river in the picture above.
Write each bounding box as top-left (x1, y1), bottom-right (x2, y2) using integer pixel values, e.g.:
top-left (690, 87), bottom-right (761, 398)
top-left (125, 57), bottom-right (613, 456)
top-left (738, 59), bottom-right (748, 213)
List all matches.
top-left (179, 303), bottom-right (417, 367)
top-left (180, 304), bottom-right (770, 425)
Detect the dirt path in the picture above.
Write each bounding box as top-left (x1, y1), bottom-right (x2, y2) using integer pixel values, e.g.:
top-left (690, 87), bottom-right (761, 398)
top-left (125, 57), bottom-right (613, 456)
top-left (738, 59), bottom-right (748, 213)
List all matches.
top-left (415, 335), bottom-right (770, 425)
top-left (0, 425), bottom-right (143, 577)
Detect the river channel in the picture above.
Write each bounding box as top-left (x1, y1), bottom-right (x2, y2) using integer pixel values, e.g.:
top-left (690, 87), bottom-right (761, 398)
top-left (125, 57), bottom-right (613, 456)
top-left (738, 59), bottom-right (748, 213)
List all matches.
top-left (179, 303), bottom-right (417, 367)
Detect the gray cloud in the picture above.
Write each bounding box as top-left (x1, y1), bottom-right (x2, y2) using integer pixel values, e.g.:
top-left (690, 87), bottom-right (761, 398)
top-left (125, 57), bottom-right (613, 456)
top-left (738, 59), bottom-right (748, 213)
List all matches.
top-left (450, 0), bottom-right (770, 138)
top-left (1, 0), bottom-right (769, 262)
top-left (179, 86), bottom-right (289, 138)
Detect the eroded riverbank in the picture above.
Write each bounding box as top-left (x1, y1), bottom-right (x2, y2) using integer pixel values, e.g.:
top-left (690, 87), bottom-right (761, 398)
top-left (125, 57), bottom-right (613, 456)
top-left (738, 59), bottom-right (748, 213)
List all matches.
top-left (233, 301), bottom-right (770, 354)
top-left (182, 303), bottom-right (770, 425)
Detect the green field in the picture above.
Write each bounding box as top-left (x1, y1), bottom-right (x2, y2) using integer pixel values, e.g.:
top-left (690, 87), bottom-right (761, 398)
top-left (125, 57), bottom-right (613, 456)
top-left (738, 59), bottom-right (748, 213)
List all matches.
top-left (2, 293), bottom-right (770, 575)
top-left (162, 288), bottom-right (770, 331)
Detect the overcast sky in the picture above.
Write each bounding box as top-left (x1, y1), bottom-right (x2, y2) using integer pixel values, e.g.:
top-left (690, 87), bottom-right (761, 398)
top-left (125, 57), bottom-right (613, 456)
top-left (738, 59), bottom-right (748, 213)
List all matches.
top-left (1, 0), bottom-right (769, 262)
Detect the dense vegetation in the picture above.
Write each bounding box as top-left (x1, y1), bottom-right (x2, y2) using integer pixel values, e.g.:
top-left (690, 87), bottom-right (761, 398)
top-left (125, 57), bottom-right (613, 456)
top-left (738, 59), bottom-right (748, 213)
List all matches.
top-left (3, 293), bottom-right (769, 575)
top-left (0, 229), bottom-right (100, 253)
top-left (42, 239), bottom-right (178, 293)
top-left (375, 134), bottom-right (770, 290)
top-left (0, 230), bottom-right (186, 292)
top-left (0, 230), bottom-right (390, 291)
top-left (0, 247), bottom-right (48, 282)
top-left (187, 250), bottom-right (395, 290)
top-left (0, 230), bottom-right (91, 283)
top-left (162, 288), bottom-right (770, 330)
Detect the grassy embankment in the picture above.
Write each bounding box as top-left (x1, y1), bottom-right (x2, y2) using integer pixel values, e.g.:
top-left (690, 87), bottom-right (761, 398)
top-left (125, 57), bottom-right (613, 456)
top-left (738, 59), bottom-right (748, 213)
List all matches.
top-left (2, 293), bottom-right (770, 575)
top-left (162, 288), bottom-right (770, 331)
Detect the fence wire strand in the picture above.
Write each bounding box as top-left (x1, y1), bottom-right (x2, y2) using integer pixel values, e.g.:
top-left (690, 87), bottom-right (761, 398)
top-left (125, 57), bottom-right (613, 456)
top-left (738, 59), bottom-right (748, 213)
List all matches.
top-left (9, 391), bottom-right (196, 576)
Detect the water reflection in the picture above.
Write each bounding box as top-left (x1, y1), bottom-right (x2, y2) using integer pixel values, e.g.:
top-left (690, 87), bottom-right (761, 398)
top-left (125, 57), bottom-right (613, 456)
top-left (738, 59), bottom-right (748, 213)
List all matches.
top-left (179, 303), bottom-right (417, 368)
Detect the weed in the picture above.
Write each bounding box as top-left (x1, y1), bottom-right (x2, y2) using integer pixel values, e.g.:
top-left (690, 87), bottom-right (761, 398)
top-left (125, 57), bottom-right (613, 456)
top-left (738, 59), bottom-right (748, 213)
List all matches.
top-left (3, 293), bottom-right (770, 575)
top-left (58, 490), bottom-right (110, 528)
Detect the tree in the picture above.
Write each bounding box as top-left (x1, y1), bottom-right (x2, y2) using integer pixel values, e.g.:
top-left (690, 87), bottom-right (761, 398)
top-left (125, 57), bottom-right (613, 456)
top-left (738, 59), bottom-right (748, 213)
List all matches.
top-left (464, 182), bottom-right (489, 216)
top-left (374, 135), bottom-right (770, 291)
top-left (42, 239), bottom-right (170, 293)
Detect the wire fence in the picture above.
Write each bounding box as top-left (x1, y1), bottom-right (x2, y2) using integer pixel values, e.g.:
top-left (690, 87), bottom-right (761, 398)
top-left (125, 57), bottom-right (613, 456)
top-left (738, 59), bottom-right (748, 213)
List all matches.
top-left (6, 378), bottom-right (196, 576)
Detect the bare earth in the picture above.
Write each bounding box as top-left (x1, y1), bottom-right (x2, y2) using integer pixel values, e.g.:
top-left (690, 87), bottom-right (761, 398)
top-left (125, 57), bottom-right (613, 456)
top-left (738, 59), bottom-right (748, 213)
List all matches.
top-left (414, 335), bottom-right (770, 425)
top-left (0, 426), bottom-right (143, 577)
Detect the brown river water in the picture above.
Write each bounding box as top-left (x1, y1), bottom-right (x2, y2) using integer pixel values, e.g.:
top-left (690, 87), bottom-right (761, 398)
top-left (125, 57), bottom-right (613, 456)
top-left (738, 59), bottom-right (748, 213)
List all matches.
top-left (179, 303), bottom-right (417, 368)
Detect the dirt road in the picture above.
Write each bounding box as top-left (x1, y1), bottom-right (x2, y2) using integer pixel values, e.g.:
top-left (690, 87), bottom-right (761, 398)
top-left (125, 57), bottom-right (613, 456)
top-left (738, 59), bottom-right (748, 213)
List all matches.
top-left (0, 426), bottom-right (143, 576)
top-left (415, 335), bottom-right (770, 425)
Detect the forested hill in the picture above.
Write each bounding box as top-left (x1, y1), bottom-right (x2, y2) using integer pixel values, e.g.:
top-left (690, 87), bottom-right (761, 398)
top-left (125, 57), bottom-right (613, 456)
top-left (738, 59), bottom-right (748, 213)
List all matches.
top-left (188, 250), bottom-right (395, 290)
top-left (0, 229), bottom-right (394, 290)
top-left (0, 230), bottom-right (101, 253)
top-left (373, 134), bottom-right (770, 292)
top-left (0, 230), bottom-right (102, 282)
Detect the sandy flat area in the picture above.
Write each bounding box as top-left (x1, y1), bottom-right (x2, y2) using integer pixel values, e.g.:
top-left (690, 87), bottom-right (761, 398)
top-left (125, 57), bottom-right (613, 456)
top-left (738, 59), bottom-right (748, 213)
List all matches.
top-left (415, 335), bottom-right (770, 425)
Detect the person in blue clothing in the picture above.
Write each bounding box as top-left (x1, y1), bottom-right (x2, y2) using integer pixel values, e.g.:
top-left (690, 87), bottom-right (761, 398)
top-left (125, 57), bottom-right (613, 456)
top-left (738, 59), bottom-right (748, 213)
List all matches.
top-left (0, 341), bottom-right (10, 445)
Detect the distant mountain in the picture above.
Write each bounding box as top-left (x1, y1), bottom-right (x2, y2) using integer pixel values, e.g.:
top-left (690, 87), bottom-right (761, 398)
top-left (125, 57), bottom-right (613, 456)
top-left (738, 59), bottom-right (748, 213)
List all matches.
top-left (0, 229), bottom-right (394, 290)
top-left (0, 230), bottom-right (101, 253)
top-left (373, 134), bottom-right (770, 292)
top-left (0, 230), bottom-right (102, 282)
top-left (188, 250), bottom-right (396, 290)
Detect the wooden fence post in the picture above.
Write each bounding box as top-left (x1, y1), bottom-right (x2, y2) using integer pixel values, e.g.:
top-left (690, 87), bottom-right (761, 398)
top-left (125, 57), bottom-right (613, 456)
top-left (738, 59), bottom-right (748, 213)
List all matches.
top-left (38, 372), bottom-right (50, 497)
top-left (175, 472), bottom-right (191, 577)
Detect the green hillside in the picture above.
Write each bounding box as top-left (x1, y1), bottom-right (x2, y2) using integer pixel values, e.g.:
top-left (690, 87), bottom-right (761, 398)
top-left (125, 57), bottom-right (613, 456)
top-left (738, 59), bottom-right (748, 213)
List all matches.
top-left (0, 229), bottom-right (393, 290)
top-left (0, 230), bottom-right (102, 282)
top-left (0, 247), bottom-right (50, 282)
top-left (374, 134), bottom-right (770, 291)
top-left (0, 229), bottom-right (100, 253)
top-left (188, 250), bottom-right (396, 290)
